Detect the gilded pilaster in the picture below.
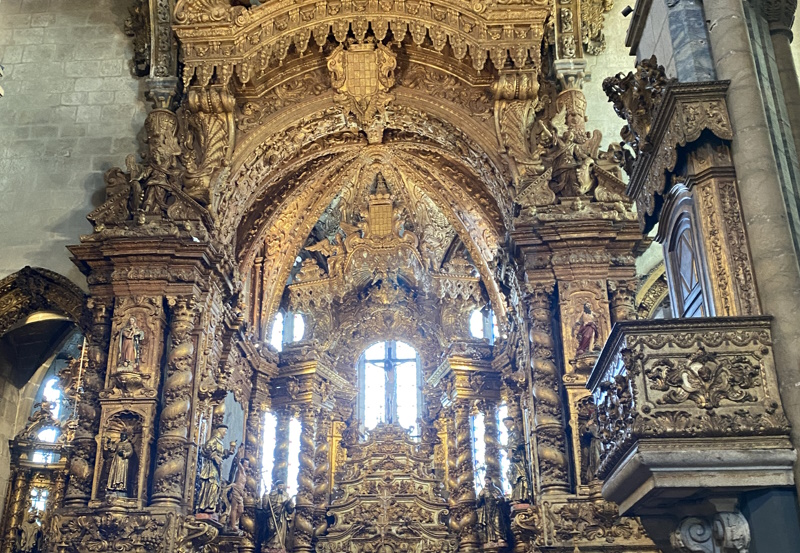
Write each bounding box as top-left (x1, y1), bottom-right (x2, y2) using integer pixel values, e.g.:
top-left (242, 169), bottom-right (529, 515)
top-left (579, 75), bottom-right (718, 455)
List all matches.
top-left (682, 140), bottom-right (760, 317)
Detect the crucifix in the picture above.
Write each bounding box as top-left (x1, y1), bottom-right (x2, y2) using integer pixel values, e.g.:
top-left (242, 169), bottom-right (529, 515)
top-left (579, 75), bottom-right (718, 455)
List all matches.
top-left (385, 362), bottom-right (397, 424)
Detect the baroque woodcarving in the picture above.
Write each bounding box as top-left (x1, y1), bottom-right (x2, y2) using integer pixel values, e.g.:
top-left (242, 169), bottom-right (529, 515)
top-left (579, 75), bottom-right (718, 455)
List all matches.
top-left (1, 2), bottom-right (773, 553)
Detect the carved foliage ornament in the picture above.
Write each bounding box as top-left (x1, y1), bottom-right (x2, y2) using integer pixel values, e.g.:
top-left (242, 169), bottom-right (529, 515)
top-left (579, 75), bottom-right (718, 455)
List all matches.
top-left (54, 513), bottom-right (167, 553)
top-left (591, 319), bottom-right (790, 479)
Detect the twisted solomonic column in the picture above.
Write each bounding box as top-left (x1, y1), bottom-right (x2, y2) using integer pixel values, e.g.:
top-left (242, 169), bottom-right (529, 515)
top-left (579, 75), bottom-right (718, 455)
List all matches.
top-left (272, 409), bottom-right (292, 488)
top-left (313, 410), bottom-right (332, 538)
top-left (152, 296), bottom-right (198, 505)
top-left (528, 285), bottom-right (570, 494)
top-left (293, 406), bottom-right (318, 553)
top-left (480, 400), bottom-right (501, 486)
top-left (64, 298), bottom-right (110, 506)
top-left (453, 400), bottom-right (480, 553)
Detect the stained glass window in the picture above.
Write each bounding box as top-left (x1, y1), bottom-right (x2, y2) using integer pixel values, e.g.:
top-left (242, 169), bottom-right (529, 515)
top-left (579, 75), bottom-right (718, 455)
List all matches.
top-left (30, 488), bottom-right (48, 513)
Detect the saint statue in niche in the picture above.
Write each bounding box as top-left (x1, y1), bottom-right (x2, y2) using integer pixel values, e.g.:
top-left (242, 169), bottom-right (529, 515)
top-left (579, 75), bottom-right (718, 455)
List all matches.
top-left (578, 402), bottom-right (603, 484)
top-left (118, 317), bottom-right (145, 369)
top-left (105, 431), bottom-right (134, 496)
top-left (263, 480), bottom-right (294, 552)
top-left (573, 302), bottom-right (600, 355)
top-left (17, 511), bottom-right (41, 553)
top-left (477, 476), bottom-right (509, 545)
top-left (502, 417), bottom-right (530, 504)
top-left (196, 425), bottom-right (236, 515)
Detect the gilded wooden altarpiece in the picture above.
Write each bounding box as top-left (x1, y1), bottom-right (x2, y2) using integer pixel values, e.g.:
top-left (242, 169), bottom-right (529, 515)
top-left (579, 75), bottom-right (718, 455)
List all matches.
top-left (0, 1), bottom-right (680, 553)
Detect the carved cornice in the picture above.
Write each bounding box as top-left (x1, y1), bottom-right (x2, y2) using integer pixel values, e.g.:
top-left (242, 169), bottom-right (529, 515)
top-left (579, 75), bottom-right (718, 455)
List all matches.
top-left (173, 0), bottom-right (549, 87)
top-left (623, 81), bottom-right (734, 230)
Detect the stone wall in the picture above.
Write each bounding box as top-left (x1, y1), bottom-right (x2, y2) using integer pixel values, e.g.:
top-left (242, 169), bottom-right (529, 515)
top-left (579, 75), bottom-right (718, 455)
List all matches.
top-left (584, 7), bottom-right (636, 150)
top-left (0, 0), bottom-right (147, 287)
top-left (630, 0), bottom-right (715, 81)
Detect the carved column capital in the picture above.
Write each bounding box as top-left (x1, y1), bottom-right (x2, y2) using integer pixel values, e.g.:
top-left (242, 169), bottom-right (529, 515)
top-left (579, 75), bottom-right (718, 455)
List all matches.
top-left (671, 511), bottom-right (751, 553)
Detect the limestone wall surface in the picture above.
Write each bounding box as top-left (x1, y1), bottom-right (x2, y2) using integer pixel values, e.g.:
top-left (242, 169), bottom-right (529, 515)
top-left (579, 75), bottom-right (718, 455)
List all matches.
top-left (0, 0), bottom-right (146, 287)
top-left (583, 6), bottom-right (636, 150)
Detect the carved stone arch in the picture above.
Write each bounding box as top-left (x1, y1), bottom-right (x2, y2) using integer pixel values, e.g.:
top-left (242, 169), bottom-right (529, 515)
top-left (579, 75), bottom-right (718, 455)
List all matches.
top-left (0, 267), bottom-right (89, 337)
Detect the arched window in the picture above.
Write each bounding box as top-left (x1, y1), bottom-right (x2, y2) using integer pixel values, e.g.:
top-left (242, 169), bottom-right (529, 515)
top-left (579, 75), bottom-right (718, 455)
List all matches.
top-left (259, 412), bottom-right (302, 497)
top-left (268, 312), bottom-right (306, 352)
top-left (659, 183), bottom-right (712, 318)
top-left (469, 309), bottom-right (499, 344)
top-left (358, 341), bottom-right (421, 435)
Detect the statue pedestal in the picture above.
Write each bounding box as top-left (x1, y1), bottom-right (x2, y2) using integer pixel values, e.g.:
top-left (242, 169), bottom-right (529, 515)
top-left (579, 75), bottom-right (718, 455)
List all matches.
top-left (481, 540), bottom-right (507, 553)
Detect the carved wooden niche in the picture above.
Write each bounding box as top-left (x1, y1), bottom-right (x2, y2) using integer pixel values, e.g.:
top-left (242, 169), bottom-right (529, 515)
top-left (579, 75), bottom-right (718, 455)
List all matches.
top-left (91, 409), bottom-right (152, 508)
top-left (104, 297), bottom-right (165, 399)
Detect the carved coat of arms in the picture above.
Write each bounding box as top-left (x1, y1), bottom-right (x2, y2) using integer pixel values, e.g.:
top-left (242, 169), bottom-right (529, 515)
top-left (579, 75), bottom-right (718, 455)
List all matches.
top-left (327, 39), bottom-right (397, 144)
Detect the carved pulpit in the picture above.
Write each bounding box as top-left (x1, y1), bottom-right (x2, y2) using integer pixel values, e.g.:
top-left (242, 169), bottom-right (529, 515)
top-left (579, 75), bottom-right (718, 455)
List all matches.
top-left (317, 423), bottom-right (454, 553)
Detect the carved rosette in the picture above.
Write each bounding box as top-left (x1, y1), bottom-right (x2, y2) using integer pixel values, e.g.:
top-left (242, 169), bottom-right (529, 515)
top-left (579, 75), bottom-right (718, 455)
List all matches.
top-left (152, 296), bottom-right (199, 504)
top-left (528, 286), bottom-right (570, 494)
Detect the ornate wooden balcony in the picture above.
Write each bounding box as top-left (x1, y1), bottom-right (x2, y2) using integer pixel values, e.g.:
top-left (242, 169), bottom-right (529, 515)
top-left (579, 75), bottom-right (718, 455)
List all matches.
top-left (587, 317), bottom-right (795, 516)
